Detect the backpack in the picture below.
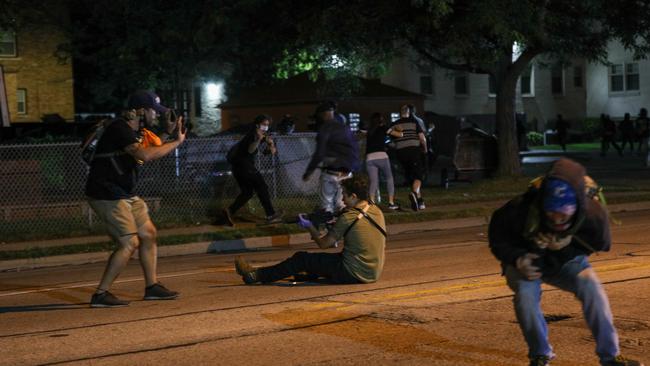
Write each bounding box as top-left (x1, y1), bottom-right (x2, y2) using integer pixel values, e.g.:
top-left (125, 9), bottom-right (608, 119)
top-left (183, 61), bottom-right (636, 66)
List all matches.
top-left (80, 118), bottom-right (116, 165)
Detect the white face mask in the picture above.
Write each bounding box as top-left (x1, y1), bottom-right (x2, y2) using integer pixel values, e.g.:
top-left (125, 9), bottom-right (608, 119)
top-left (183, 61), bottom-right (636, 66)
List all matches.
top-left (259, 125), bottom-right (269, 132)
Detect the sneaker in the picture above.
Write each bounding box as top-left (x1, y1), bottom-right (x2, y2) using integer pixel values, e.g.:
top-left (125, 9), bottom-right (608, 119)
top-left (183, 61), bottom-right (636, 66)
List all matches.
top-left (144, 283), bottom-right (179, 300)
top-left (387, 202), bottom-right (399, 210)
top-left (223, 208), bottom-right (235, 226)
top-left (234, 256), bottom-right (260, 284)
top-left (529, 355), bottom-right (552, 366)
top-left (266, 210), bottom-right (284, 224)
top-left (417, 197), bottom-right (425, 210)
top-left (90, 291), bottom-right (130, 308)
top-left (603, 355), bottom-right (644, 366)
top-left (408, 192), bottom-right (419, 211)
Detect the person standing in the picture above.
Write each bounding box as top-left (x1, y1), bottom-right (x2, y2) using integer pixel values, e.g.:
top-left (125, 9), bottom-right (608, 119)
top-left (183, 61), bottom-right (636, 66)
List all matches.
top-left (365, 112), bottom-right (397, 209)
top-left (619, 113), bottom-right (635, 154)
top-left (635, 108), bottom-right (650, 156)
top-left (389, 104), bottom-right (427, 211)
top-left (488, 158), bottom-right (643, 366)
top-left (223, 114), bottom-right (282, 226)
top-left (234, 174), bottom-right (386, 285)
top-left (303, 102), bottom-right (359, 216)
top-left (600, 114), bottom-right (623, 157)
top-left (86, 90), bottom-right (186, 308)
top-left (555, 114), bottom-right (570, 151)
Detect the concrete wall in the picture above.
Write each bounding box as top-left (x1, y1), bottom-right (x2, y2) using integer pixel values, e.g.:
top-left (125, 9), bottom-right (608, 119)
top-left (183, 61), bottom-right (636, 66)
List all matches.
top-left (0, 25), bottom-right (74, 124)
top-left (586, 41), bottom-right (650, 119)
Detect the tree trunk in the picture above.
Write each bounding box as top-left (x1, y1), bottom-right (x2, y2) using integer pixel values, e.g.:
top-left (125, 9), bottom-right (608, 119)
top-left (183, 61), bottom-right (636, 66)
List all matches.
top-left (495, 72), bottom-right (521, 177)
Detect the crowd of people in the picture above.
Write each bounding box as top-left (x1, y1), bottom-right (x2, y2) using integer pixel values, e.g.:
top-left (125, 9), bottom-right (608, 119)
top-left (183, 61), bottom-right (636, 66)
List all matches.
top-left (81, 90), bottom-right (644, 366)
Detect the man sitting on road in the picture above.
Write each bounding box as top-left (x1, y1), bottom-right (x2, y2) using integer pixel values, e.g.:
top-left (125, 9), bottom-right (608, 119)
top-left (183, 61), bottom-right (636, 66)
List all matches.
top-left (488, 158), bottom-right (643, 366)
top-left (234, 174), bottom-right (386, 285)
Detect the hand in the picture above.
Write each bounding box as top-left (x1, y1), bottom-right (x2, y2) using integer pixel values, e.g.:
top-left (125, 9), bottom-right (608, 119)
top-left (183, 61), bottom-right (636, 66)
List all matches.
top-left (165, 110), bottom-right (178, 135)
top-left (297, 214), bottom-right (313, 229)
top-left (176, 117), bottom-right (186, 144)
top-left (516, 253), bottom-right (542, 280)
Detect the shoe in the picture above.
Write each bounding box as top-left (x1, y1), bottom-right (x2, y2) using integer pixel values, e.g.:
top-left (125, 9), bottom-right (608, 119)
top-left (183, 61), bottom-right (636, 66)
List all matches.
top-left (387, 202), bottom-right (399, 210)
top-left (144, 283), bottom-right (179, 300)
top-left (90, 291), bottom-right (130, 308)
top-left (223, 208), bottom-right (235, 226)
top-left (417, 197), bottom-right (425, 210)
top-left (529, 355), bottom-right (552, 366)
top-left (235, 256), bottom-right (260, 284)
top-left (266, 210), bottom-right (283, 224)
top-left (409, 192), bottom-right (419, 211)
top-left (602, 355), bottom-right (644, 366)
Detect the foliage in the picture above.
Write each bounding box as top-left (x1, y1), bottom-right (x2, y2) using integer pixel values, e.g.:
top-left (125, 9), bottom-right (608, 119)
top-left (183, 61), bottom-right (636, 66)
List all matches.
top-left (526, 131), bottom-right (543, 146)
top-left (582, 118), bottom-right (602, 139)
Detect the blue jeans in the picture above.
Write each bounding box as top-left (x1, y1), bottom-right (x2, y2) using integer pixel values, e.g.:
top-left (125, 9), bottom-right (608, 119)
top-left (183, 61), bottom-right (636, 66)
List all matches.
top-left (319, 171), bottom-right (349, 213)
top-left (505, 255), bottom-right (619, 364)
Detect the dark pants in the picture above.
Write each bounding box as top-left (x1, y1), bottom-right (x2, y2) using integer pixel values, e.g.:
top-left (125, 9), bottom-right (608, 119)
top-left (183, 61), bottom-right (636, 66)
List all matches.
top-left (257, 251), bottom-right (361, 284)
top-left (229, 167), bottom-right (275, 217)
top-left (600, 136), bottom-right (622, 156)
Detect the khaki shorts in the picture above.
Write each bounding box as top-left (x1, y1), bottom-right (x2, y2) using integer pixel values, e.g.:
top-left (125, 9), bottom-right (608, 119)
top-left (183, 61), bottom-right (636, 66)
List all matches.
top-left (88, 197), bottom-right (150, 239)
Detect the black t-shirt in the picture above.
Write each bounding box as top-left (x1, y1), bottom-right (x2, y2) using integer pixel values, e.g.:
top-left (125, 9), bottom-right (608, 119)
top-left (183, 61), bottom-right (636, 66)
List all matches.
top-left (229, 129), bottom-right (261, 173)
top-left (85, 118), bottom-right (139, 200)
top-left (366, 125), bottom-right (389, 154)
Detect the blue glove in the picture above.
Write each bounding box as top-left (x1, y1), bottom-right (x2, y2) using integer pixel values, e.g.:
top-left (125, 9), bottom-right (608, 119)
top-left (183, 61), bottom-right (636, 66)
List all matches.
top-left (297, 213), bottom-right (313, 229)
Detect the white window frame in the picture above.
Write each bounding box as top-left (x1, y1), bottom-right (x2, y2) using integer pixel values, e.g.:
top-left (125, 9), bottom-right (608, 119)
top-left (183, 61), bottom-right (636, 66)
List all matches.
top-left (488, 74), bottom-right (497, 97)
top-left (348, 113), bottom-right (360, 132)
top-left (520, 65), bottom-right (535, 97)
top-left (609, 62), bottom-right (640, 94)
top-left (390, 113), bottom-right (400, 122)
top-left (0, 30), bottom-right (16, 57)
top-left (551, 64), bottom-right (565, 96)
top-left (16, 88), bottom-right (26, 114)
top-left (454, 72), bottom-right (469, 96)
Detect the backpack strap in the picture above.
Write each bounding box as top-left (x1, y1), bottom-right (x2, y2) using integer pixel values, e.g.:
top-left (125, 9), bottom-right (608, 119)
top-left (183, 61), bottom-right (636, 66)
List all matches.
top-left (342, 204), bottom-right (387, 239)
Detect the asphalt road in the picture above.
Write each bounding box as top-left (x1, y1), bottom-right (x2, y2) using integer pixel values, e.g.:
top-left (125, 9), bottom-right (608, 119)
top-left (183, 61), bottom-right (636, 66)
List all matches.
top-left (1, 210), bottom-right (649, 366)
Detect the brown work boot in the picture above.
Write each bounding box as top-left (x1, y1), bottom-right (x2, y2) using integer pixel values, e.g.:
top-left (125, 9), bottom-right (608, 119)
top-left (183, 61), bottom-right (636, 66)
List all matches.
top-left (234, 256), bottom-right (259, 284)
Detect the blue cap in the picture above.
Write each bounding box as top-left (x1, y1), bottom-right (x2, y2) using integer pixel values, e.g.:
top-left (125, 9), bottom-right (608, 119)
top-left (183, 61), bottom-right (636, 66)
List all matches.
top-left (543, 178), bottom-right (577, 215)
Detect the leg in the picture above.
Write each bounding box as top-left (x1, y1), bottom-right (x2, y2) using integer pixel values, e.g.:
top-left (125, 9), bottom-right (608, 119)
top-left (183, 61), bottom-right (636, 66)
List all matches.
top-left (366, 160), bottom-right (380, 203)
top-left (229, 169), bottom-right (255, 214)
top-left (546, 256), bottom-right (620, 362)
top-left (505, 265), bottom-right (554, 360)
top-left (137, 220), bottom-right (158, 287)
top-left (379, 158), bottom-right (396, 203)
top-left (319, 173), bottom-right (342, 213)
top-left (256, 251), bottom-right (358, 284)
top-left (97, 234), bottom-right (139, 292)
top-left (251, 171), bottom-right (275, 217)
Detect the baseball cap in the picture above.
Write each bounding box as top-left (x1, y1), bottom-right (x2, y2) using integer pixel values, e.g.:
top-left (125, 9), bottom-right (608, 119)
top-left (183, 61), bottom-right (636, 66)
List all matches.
top-left (314, 101), bottom-right (335, 114)
top-left (543, 178), bottom-right (577, 215)
top-left (127, 90), bottom-right (169, 114)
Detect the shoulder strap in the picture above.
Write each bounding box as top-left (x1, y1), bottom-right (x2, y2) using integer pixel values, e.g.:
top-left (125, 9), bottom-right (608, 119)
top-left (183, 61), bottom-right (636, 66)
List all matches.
top-left (343, 205), bottom-right (387, 238)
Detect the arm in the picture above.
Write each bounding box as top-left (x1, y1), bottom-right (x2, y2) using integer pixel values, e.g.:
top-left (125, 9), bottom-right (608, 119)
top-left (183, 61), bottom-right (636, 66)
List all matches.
top-left (488, 204), bottom-right (529, 267)
top-left (418, 132), bottom-right (428, 153)
top-left (125, 119), bottom-right (186, 162)
top-left (305, 225), bottom-right (338, 249)
top-left (304, 126), bottom-right (330, 179)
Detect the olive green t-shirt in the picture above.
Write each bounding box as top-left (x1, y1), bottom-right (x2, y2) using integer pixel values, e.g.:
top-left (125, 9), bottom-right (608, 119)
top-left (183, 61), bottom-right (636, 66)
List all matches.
top-left (330, 204), bottom-right (386, 283)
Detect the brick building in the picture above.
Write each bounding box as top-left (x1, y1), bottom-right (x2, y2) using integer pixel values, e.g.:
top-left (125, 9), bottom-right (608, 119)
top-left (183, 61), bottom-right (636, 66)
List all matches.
top-left (0, 25), bottom-right (74, 127)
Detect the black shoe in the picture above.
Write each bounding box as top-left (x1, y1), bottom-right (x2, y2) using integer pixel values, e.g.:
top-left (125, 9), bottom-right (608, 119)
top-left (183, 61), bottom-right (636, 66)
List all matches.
top-left (266, 210), bottom-right (283, 224)
top-left (417, 197), bottom-right (425, 210)
top-left (144, 283), bottom-right (179, 300)
top-left (223, 208), bottom-right (235, 226)
top-left (387, 202), bottom-right (399, 210)
top-left (90, 291), bottom-right (130, 308)
top-left (529, 355), bottom-right (552, 366)
top-left (602, 355), bottom-right (644, 366)
top-left (408, 192), bottom-right (419, 211)
top-left (235, 256), bottom-right (259, 284)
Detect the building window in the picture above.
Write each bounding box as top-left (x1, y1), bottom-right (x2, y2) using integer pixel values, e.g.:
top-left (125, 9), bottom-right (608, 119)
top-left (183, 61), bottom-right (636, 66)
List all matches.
top-left (610, 63), bottom-right (640, 93)
top-left (0, 30), bottom-right (16, 57)
top-left (419, 75), bottom-right (433, 95)
top-left (348, 113), bottom-right (360, 132)
top-left (488, 74), bottom-right (497, 96)
top-left (17, 89), bottom-right (26, 114)
top-left (573, 66), bottom-right (583, 88)
top-left (625, 63), bottom-right (640, 91)
top-left (520, 65), bottom-right (534, 96)
top-left (551, 64), bottom-right (564, 95)
top-left (390, 113), bottom-right (400, 122)
top-left (454, 72), bottom-right (468, 96)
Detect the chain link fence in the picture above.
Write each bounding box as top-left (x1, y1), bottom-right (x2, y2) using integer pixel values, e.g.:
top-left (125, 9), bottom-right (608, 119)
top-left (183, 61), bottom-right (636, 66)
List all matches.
top-left (1, 133), bottom-right (373, 241)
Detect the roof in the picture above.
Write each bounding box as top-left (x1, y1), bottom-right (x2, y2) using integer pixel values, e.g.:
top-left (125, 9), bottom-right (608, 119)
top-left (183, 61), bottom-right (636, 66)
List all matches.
top-left (219, 72), bottom-right (424, 108)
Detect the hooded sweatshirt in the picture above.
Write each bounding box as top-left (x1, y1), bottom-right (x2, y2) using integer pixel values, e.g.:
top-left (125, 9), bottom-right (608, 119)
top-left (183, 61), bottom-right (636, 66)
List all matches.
top-left (488, 158), bottom-right (611, 276)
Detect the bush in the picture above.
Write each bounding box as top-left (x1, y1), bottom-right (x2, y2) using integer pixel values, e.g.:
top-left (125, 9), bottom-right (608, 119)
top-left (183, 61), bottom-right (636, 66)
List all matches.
top-left (582, 118), bottom-right (601, 140)
top-left (527, 131), bottom-right (543, 146)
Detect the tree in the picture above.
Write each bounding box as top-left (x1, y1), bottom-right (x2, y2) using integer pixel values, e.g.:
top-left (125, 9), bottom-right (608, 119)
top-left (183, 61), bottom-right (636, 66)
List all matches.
top-left (270, 0), bottom-right (650, 176)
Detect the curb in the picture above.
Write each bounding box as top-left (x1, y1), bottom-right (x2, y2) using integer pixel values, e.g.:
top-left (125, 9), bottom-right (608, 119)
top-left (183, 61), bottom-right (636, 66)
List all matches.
top-left (1, 202), bottom-right (648, 272)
